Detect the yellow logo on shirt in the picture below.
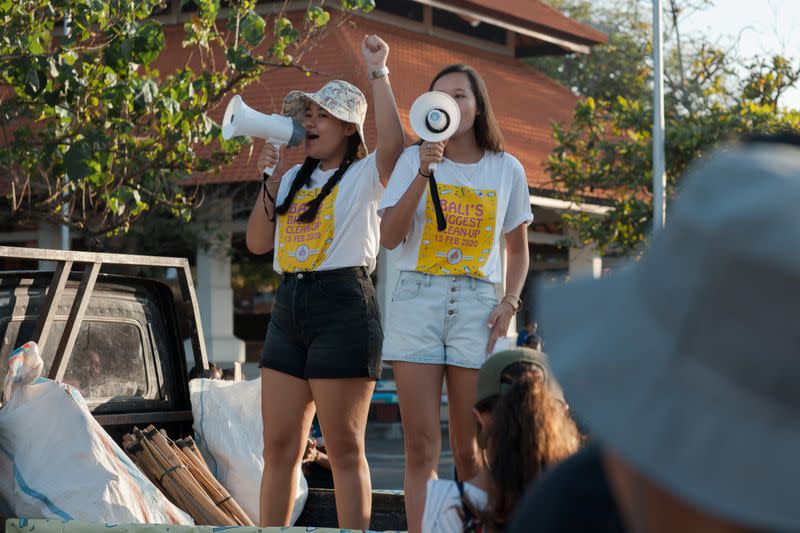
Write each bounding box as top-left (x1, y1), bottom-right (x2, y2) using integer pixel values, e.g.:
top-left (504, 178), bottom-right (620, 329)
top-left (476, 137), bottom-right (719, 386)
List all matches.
top-left (416, 185), bottom-right (497, 277)
top-left (276, 187), bottom-right (338, 272)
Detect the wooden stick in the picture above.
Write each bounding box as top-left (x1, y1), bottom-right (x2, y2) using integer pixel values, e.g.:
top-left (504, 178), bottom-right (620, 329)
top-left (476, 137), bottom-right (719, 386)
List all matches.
top-left (143, 426), bottom-right (235, 526)
top-left (134, 429), bottom-right (210, 523)
top-left (122, 429), bottom-right (252, 526)
top-left (124, 436), bottom-right (189, 512)
top-left (172, 439), bottom-right (253, 526)
top-left (175, 438), bottom-right (252, 525)
top-left (139, 433), bottom-right (212, 523)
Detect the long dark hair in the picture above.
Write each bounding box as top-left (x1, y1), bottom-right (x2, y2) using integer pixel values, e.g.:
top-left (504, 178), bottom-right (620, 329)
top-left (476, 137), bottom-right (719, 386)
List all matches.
top-left (429, 64), bottom-right (504, 153)
top-left (469, 362), bottom-right (580, 532)
top-left (275, 133), bottom-right (361, 223)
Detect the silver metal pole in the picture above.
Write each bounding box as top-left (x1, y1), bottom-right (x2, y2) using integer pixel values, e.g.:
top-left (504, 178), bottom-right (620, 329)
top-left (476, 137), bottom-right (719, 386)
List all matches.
top-left (61, 12), bottom-right (71, 250)
top-left (652, 0), bottom-right (666, 231)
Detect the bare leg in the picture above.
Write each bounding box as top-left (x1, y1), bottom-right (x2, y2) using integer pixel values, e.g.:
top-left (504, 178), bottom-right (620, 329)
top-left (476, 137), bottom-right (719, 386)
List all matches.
top-left (259, 368), bottom-right (315, 526)
top-left (445, 365), bottom-right (482, 482)
top-left (309, 377), bottom-right (376, 529)
top-left (393, 362), bottom-right (446, 533)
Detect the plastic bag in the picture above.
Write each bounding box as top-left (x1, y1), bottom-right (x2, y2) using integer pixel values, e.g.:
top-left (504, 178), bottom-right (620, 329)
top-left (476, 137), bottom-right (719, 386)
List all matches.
top-left (189, 377), bottom-right (308, 525)
top-left (1, 341), bottom-right (43, 405)
top-left (0, 342), bottom-right (193, 525)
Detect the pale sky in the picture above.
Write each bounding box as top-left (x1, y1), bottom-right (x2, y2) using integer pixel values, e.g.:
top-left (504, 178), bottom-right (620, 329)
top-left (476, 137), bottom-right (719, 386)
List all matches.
top-left (679, 0), bottom-right (800, 110)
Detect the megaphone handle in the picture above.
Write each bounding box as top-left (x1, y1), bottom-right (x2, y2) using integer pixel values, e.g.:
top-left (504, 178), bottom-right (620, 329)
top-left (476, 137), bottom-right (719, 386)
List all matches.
top-left (261, 138), bottom-right (285, 177)
top-left (429, 162), bottom-right (438, 173)
top-left (427, 171), bottom-right (447, 232)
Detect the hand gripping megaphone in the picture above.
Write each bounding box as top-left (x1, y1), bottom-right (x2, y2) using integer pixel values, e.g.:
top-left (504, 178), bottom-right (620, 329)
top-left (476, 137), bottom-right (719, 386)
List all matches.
top-left (409, 91), bottom-right (461, 231)
top-left (221, 95), bottom-right (306, 175)
top-left (410, 91), bottom-right (460, 174)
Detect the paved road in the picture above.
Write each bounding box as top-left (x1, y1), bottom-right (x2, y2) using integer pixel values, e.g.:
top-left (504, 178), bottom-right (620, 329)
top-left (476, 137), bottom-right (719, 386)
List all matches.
top-left (365, 424), bottom-right (454, 490)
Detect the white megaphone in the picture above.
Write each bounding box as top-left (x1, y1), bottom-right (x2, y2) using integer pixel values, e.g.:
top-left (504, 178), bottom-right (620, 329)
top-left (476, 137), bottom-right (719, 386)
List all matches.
top-left (221, 95), bottom-right (306, 175)
top-left (410, 91), bottom-right (460, 173)
top-left (410, 91), bottom-right (461, 232)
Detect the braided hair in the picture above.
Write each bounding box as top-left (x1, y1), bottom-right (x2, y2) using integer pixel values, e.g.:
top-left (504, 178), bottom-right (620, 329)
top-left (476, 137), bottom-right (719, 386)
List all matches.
top-left (275, 133), bottom-right (361, 223)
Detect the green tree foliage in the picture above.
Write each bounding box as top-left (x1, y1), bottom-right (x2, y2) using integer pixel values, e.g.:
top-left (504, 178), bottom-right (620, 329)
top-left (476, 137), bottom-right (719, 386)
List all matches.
top-left (532, 0), bottom-right (800, 254)
top-left (530, 0), bottom-right (653, 103)
top-left (0, 0), bottom-right (374, 236)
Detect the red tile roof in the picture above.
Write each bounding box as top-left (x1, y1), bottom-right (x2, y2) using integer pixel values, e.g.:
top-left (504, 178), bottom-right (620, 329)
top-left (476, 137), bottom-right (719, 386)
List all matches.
top-left (177, 13), bottom-right (580, 191)
top-left (459, 0), bottom-right (607, 45)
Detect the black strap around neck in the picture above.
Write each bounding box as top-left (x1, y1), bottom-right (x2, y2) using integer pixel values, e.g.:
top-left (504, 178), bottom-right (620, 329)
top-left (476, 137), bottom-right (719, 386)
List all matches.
top-left (457, 481), bottom-right (476, 524)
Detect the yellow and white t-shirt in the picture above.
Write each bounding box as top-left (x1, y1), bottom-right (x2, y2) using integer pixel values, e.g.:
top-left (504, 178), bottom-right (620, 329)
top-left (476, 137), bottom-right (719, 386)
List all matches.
top-left (273, 152), bottom-right (383, 273)
top-left (379, 147), bottom-right (533, 284)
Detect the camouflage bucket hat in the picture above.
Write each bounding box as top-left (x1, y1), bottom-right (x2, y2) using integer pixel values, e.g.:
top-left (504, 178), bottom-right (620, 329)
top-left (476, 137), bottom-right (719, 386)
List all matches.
top-left (282, 79), bottom-right (368, 159)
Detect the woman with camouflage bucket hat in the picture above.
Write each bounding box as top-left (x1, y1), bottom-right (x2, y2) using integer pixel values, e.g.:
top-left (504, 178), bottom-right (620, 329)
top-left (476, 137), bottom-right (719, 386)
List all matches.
top-left (244, 35), bottom-right (404, 528)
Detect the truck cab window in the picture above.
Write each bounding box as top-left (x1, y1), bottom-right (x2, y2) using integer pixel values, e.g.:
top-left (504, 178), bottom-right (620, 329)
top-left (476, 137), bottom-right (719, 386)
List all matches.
top-left (61, 321), bottom-right (148, 400)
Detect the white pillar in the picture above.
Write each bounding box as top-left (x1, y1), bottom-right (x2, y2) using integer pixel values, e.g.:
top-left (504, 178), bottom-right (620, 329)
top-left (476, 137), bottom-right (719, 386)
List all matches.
top-left (568, 243), bottom-right (602, 280)
top-left (37, 222), bottom-right (61, 270)
top-left (195, 198), bottom-right (245, 366)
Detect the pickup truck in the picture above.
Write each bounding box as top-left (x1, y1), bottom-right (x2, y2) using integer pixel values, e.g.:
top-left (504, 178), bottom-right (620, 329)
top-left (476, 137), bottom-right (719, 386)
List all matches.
top-left (0, 246), bottom-right (405, 532)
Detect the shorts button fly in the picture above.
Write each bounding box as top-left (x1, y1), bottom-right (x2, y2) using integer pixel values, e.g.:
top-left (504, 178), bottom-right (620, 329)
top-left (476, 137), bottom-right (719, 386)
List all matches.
top-left (298, 273), bottom-right (304, 279)
top-left (448, 310), bottom-right (454, 315)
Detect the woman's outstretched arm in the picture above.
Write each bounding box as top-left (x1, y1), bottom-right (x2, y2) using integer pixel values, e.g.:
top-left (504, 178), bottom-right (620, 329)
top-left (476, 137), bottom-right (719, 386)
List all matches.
top-left (362, 34), bottom-right (405, 186)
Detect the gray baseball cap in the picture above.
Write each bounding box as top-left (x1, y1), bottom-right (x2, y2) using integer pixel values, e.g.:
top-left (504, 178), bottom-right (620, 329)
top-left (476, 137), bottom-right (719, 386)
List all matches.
top-left (476, 347), bottom-right (565, 405)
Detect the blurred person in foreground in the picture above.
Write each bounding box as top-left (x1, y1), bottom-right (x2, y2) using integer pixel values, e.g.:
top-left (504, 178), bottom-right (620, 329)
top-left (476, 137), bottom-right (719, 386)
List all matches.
top-left (508, 134), bottom-right (800, 533)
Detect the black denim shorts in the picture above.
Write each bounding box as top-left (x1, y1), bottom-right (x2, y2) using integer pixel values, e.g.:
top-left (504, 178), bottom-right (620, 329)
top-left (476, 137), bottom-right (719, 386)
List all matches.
top-left (260, 267), bottom-right (383, 380)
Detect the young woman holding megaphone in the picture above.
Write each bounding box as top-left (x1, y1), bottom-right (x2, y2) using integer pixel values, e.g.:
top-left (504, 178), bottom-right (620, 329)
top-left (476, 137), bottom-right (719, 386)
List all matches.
top-left (379, 64), bottom-right (533, 533)
top-left (243, 35), bottom-right (404, 529)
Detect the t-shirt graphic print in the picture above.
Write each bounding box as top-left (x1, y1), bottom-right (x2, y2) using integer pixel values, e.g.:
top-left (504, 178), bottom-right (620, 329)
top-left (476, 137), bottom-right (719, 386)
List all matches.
top-left (276, 186), bottom-right (338, 272)
top-left (417, 184), bottom-right (497, 278)
top-left (379, 148), bottom-right (533, 283)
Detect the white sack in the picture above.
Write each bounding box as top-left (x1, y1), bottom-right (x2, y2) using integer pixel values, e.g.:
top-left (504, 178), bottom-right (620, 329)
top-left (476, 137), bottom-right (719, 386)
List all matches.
top-left (189, 377), bottom-right (308, 526)
top-left (0, 342), bottom-right (193, 525)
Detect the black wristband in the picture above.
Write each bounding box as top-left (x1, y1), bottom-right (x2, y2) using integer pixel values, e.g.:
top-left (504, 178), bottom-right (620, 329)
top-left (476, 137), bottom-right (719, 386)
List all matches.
top-left (418, 168), bottom-right (431, 179)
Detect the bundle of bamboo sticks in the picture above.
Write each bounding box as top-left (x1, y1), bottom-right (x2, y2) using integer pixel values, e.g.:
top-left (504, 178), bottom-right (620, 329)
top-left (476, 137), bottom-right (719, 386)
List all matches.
top-left (122, 425), bottom-right (253, 526)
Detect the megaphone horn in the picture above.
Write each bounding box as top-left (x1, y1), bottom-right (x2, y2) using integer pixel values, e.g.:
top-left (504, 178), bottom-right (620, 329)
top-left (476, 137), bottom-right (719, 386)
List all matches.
top-left (221, 95), bottom-right (306, 175)
top-left (409, 91), bottom-right (461, 233)
top-left (410, 91), bottom-right (461, 146)
top-left (425, 108), bottom-right (451, 134)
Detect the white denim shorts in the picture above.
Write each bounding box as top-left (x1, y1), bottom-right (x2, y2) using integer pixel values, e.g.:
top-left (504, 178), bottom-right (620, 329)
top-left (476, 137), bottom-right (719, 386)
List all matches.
top-left (382, 271), bottom-right (499, 368)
